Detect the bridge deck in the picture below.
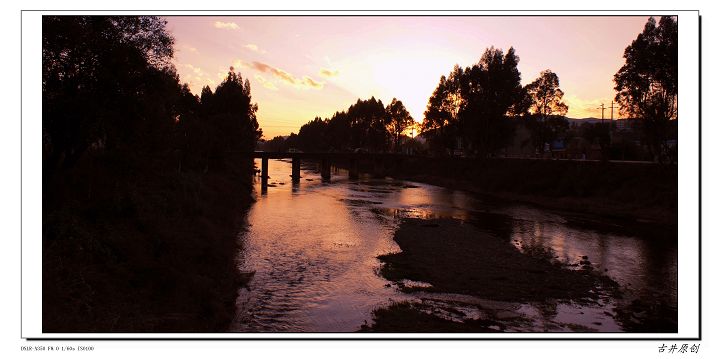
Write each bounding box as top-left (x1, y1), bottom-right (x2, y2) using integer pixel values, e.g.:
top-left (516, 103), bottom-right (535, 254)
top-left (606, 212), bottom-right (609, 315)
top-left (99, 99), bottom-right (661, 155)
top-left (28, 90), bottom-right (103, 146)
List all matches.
top-left (252, 151), bottom-right (407, 160)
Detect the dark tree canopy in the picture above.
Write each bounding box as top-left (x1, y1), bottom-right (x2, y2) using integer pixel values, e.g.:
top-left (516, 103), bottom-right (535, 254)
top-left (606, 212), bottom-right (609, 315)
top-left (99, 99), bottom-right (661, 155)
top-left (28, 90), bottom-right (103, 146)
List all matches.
top-left (43, 16), bottom-right (179, 168)
top-left (422, 70), bottom-right (462, 154)
top-left (523, 70), bottom-right (569, 152)
top-left (262, 135), bottom-right (292, 152)
top-left (43, 16), bottom-right (175, 77)
top-left (347, 97), bottom-right (389, 151)
top-left (202, 69), bottom-right (262, 153)
top-left (43, 15), bottom-right (261, 175)
top-left (283, 97), bottom-right (419, 153)
top-left (42, 16), bottom-right (262, 332)
top-left (614, 16), bottom-right (677, 162)
top-left (525, 70), bottom-right (568, 119)
top-left (422, 47), bottom-right (524, 157)
top-left (297, 117), bottom-right (330, 152)
top-left (385, 98), bottom-right (414, 152)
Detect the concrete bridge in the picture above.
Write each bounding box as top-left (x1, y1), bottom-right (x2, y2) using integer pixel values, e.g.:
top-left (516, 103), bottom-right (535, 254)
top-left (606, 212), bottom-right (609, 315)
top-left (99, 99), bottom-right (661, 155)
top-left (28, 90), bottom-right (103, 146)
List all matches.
top-left (252, 151), bottom-right (408, 188)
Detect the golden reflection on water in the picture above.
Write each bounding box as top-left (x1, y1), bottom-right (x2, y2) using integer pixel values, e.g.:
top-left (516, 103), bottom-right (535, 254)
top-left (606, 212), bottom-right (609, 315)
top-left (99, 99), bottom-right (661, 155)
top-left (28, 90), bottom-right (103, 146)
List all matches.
top-left (510, 216), bottom-right (676, 307)
top-left (232, 159), bottom-right (677, 332)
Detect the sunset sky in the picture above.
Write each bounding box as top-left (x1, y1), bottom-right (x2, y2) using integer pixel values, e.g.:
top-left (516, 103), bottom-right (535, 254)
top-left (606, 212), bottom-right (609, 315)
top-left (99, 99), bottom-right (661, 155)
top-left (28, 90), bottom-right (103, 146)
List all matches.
top-left (165, 16), bottom-right (651, 139)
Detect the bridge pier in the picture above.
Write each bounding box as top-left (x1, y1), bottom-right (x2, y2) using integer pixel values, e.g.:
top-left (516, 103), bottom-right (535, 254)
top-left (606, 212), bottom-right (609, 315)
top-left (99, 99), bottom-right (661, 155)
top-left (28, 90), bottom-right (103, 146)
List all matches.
top-left (261, 156), bottom-right (269, 190)
top-left (253, 151), bottom-right (402, 187)
top-left (291, 157), bottom-right (301, 183)
top-left (320, 158), bottom-right (331, 181)
top-left (349, 159), bottom-right (359, 180)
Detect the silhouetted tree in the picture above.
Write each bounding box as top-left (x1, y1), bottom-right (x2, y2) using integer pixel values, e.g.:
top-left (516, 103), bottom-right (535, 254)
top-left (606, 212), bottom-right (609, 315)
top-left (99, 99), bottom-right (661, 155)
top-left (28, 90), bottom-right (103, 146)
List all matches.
top-left (614, 16), bottom-right (677, 163)
top-left (285, 132), bottom-right (300, 150)
top-left (200, 85), bottom-right (214, 112)
top-left (385, 98), bottom-right (414, 152)
top-left (525, 70), bottom-right (568, 119)
top-left (422, 47), bottom-right (523, 157)
top-left (524, 70), bottom-right (569, 153)
top-left (42, 16), bottom-right (263, 332)
top-left (203, 69), bottom-right (262, 155)
top-left (459, 47), bottom-right (523, 157)
top-left (297, 117), bottom-right (330, 152)
top-left (43, 16), bottom-right (177, 170)
top-left (422, 67), bottom-right (463, 155)
top-left (173, 83), bottom-right (206, 171)
top-left (262, 135), bottom-right (290, 152)
top-left (293, 97), bottom-right (419, 153)
top-left (326, 111), bottom-right (352, 151)
top-left (347, 97), bottom-right (389, 151)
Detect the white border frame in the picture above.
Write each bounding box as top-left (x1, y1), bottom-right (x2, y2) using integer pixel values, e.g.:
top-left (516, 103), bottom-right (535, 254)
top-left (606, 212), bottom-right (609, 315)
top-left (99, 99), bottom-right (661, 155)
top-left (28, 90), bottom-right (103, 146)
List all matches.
top-left (21, 10), bottom-right (701, 340)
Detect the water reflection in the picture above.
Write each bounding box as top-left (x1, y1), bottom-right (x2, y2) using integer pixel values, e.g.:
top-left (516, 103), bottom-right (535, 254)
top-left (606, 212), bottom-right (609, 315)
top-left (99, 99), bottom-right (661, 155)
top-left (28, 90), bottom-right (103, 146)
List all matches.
top-left (231, 159), bottom-right (677, 332)
top-left (510, 218), bottom-right (677, 307)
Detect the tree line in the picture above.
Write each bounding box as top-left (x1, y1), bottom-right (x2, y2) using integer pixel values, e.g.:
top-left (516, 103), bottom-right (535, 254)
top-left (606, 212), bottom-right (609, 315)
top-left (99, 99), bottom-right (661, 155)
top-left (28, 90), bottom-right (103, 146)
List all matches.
top-left (42, 16), bottom-right (262, 331)
top-left (262, 97), bottom-right (415, 153)
top-left (421, 47), bottom-right (572, 157)
top-left (268, 16), bottom-right (677, 163)
top-left (266, 47), bottom-right (571, 158)
top-left (43, 17), bottom-right (261, 176)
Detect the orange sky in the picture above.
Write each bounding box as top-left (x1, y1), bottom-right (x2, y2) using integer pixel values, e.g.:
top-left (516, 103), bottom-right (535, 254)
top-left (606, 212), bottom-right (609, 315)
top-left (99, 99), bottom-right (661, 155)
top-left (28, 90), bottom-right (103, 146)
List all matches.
top-left (165, 16), bottom-right (650, 138)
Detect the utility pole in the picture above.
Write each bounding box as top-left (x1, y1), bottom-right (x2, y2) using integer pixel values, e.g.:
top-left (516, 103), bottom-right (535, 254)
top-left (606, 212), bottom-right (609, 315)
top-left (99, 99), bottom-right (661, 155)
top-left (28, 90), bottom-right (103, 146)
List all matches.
top-left (609, 101), bottom-right (617, 122)
top-left (609, 101), bottom-right (618, 143)
top-left (598, 103), bottom-right (606, 125)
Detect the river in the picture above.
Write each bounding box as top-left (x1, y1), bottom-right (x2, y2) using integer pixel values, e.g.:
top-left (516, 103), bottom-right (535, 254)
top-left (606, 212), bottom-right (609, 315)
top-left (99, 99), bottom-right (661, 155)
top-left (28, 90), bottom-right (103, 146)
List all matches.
top-left (229, 159), bottom-right (677, 332)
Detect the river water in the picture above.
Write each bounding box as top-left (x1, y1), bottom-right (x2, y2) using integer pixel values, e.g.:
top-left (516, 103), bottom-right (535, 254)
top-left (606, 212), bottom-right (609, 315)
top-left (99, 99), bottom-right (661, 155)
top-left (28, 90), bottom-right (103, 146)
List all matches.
top-left (229, 159), bottom-right (677, 332)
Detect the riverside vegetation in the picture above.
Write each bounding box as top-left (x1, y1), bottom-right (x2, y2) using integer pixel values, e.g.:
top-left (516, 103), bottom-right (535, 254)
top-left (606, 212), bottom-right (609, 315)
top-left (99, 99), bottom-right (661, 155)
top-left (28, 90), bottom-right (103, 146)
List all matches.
top-left (43, 16), bottom-right (261, 331)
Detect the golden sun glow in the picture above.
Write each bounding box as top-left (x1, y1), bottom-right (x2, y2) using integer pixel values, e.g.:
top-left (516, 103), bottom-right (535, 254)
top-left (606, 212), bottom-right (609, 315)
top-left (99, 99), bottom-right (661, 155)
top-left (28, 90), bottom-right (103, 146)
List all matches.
top-left (166, 16), bottom-right (649, 138)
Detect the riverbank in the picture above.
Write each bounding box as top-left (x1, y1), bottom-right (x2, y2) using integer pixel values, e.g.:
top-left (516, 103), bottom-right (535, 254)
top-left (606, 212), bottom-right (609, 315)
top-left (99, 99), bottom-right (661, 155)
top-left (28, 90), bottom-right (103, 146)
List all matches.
top-left (378, 217), bottom-right (617, 302)
top-left (346, 156), bottom-right (677, 226)
top-left (43, 154), bottom-right (255, 332)
top-left (363, 217), bottom-right (676, 332)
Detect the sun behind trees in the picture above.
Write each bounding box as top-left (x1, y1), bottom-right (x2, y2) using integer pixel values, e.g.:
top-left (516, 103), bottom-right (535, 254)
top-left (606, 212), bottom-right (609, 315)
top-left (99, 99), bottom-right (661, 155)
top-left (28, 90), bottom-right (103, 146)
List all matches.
top-left (523, 69), bottom-right (570, 155)
top-left (277, 28), bottom-right (676, 162)
top-left (386, 98), bottom-right (415, 152)
top-left (280, 47), bottom-right (576, 159)
top-left (43, 16), bottom-right (262, 331)
top-left (421, 47), bottom-right (531, 157)
top-left (269, 97), bottom-right (416, 153)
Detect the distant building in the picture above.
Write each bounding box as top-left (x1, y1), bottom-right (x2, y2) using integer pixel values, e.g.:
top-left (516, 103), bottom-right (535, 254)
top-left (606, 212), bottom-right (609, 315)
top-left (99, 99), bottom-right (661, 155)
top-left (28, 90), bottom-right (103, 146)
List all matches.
top-left (613, 118), bottom-right (640, 131)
